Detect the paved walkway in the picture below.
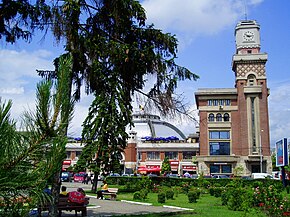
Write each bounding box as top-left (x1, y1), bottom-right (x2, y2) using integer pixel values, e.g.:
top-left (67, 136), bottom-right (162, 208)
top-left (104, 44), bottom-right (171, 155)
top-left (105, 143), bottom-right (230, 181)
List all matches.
top-left (39, 181), bottom-right (187, 217)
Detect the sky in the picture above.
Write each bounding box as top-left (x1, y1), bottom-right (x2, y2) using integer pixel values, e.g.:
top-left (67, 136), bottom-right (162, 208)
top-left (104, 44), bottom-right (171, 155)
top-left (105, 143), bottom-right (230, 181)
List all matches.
top-left (1, 0), bottom-right (290, 147)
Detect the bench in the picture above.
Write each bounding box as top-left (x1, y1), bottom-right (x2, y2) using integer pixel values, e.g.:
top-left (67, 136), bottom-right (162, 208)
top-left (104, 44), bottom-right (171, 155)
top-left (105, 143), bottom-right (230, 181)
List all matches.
top-left (102, 188), bottom-right (119, 200)
top-left (38, 197), bottom-right (90, 217)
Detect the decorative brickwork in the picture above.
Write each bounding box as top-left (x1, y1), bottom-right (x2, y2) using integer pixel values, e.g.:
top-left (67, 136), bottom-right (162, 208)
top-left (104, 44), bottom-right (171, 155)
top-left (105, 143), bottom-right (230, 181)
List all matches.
top-left (236, 63), bottom-right (266, 77)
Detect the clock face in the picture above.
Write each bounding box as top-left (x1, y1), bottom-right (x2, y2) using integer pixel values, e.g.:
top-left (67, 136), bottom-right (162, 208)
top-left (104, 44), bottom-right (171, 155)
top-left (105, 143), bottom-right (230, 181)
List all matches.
top-left (243, 31), bottom-right (254, 41)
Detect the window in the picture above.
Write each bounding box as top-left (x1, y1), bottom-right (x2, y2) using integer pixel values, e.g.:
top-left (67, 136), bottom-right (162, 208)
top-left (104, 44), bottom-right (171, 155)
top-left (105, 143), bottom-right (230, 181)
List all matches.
top-left (209, 131), bottom-right (230, 139)
top-left (225, 99), bottom-right (231, 106)
top-left (210, 142), bottom-right (230, 155)
top-left (210, 164), bottom-right (232, 174)
top-left (76, 151), bottom-right (82, 157)
top-left (216, 113), bottom-right (222, 122)
top-left (209, 131), bottom-right (230, 156)
top-left (207, 100), bottom-right (212, 106)
top-left (147, 152), bottom-right (160, 160)
top-left (183, 151), bottom-right (196, 160)
top-left (165, 151), bottom-right (178, 160)
top-left (219, 100), bottom-right (224, 106)
top-left (247, 74), bottom-right (256, 86)
top-left (208, 113), bottom-right (214, 122)
top-left (224, 113), bottom-right (230, 122)
top-left (66, 151), bottom-right (71, 159)
top-left (213, 100), bottom-right (218, 106)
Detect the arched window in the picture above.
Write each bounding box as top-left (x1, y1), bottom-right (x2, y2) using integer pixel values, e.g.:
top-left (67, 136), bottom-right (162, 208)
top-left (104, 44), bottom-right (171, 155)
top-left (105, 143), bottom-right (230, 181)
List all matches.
top-left (247, 74), bottom-right (257, 86)
top-left (216, 113), bottom-right (222, 122)
top-left (208, 113), bottom-right (215, 122)
top-left (224, 113), bottom-right (230, 122)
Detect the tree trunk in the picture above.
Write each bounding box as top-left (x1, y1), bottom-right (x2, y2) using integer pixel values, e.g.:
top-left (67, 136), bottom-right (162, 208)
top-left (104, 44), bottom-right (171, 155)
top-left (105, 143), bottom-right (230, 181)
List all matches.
top-left (91, 171), bottom-right (99, 193)
top-left (48, 170), bottom-right (61, 217)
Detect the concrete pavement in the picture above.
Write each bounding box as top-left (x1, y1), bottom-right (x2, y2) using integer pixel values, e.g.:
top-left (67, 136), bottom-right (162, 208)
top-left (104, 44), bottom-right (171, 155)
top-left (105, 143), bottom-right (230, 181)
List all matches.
top-left (40, 181), bottom-right (188, 217)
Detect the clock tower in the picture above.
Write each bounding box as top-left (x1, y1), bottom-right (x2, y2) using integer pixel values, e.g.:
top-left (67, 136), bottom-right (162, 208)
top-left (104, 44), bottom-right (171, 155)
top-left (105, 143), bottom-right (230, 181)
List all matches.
top-left (235, 20), bottom-right (261, 54)
top-left (232, 20), bottom-right (271, 173)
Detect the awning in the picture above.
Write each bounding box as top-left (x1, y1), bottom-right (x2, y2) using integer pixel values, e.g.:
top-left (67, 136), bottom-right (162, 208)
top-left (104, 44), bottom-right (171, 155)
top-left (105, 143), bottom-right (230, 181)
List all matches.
top-left (137, 165), bottom-right (161, 173)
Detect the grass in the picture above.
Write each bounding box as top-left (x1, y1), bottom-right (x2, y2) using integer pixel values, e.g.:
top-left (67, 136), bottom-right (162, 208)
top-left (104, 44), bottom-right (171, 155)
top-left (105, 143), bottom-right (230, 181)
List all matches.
top-left (115, 192), bottom-right (266, 217)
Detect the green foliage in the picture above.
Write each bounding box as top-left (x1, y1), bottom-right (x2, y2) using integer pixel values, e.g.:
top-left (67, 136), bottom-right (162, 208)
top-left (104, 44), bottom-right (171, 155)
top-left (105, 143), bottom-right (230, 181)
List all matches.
top-left (227, 187), bottom-right (253, 211)
top-left (131, 189), bottom-right (149, 201)
top-left (188, 191), bottom-right (199, 203)
top-left (0, 55), bottom-right (74, 216)
top-left (161, 157), bottom-right (171, 175)
top-left (181, 182), bottom-right (190, 194)
top-left (157, 192), bottom-right (166, 203)
top-left (209, 187), bottom-right (224, 198)
top-left (133, 191), bottom-right (141, 200)
top-left (165, 189), bottom-right (174, 200)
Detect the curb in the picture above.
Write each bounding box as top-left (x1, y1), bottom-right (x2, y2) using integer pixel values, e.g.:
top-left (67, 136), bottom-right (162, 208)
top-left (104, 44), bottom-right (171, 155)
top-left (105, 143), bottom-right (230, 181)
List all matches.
top-left (163, 205), bottom-right (194, 211)
top-left (121, 200), bottom-right (153, 206)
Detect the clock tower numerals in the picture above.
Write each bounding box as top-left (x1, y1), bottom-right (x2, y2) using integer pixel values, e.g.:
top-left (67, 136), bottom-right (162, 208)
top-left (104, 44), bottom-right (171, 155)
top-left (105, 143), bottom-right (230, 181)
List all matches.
top-left (243, 31), bottom-right (254, 42)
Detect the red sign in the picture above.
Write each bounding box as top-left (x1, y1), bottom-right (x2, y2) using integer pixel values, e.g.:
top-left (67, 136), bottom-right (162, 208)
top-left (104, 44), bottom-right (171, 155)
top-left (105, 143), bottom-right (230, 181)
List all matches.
top-left (63, 160), bottom-right (71, 165)
top-left (169, 160), bottom-right (179, 171)
top-left (182, 165), bottom-right (196, 171)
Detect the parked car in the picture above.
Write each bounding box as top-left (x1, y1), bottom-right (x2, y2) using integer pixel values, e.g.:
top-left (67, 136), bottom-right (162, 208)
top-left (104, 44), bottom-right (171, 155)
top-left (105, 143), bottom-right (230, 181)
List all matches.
top-left (212, 175), bottom-right (230, 179)
top-left (61, 171), bottom-right (72, 182)
top-left (202, 175), bottom-right (213, 179)
top-left (147, 173), bottom-right (158, 177)
top-left (130, 173), bottom-right (141, 177)
top-left (109, 173), bottom-right (120, 177)
top-left (73, 173), bottom-right (85, 182)
top-left (166, 174), bottom-right (180, 178)
top-left (241, 176), bottom-right (253, 180)
top-left (251, 173), bottom-right (273, 179)
top-left (191, 174), bottom-right (199, 179)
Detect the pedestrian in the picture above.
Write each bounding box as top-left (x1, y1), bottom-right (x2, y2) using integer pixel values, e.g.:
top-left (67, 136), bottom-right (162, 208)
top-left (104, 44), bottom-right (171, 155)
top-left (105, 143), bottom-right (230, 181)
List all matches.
top-left (97, 180), bottom-right (109, 199)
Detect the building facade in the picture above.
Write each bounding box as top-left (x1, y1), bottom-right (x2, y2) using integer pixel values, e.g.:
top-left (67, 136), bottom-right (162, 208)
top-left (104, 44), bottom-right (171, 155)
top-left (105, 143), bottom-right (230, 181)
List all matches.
top-left (195, 20), bottom-right (272, 176)
top-left (124, 113), bottom-right (199, 175)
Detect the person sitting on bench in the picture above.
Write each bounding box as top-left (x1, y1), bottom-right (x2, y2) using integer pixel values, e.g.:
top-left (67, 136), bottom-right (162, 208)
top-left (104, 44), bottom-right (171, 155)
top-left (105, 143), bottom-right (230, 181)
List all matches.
top-left (97, 180), bottom-right (109, 199)
top-left (68, 188), bottom-right (87, 204)
top-left (59, 186), bottom-right (69, 197)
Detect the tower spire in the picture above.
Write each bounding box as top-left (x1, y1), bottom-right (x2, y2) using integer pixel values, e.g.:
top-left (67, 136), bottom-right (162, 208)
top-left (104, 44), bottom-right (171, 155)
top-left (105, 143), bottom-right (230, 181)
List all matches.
top-left (244, 0), bottom-right (248, 20)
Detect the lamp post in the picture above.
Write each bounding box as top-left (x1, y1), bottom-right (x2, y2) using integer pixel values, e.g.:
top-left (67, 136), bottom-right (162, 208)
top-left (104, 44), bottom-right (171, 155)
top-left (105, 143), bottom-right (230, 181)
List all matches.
top-left (260, 130), bottom-right (263, 173)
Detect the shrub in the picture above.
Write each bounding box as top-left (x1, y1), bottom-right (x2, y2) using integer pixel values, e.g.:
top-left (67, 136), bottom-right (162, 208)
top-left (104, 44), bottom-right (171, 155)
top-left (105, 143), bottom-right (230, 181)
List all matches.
top-left (181, 182), bottom-right (190, 194)
top-left (133, 191), bottom-right (141, 200)
top-left (165, 189), bottom-right (174, 200)
top-left (221, 189), bottom-right (229, 206)
top-left (188, 191), bottom-right (199, 203)
top-left (227, 187), bottom-right (253, 211)
top-left (209, 187), bottom-right (215, 196)
top-left (158, 192), bottom-right (166, 203)
top-left (140, 189), bottom-right (148, 200)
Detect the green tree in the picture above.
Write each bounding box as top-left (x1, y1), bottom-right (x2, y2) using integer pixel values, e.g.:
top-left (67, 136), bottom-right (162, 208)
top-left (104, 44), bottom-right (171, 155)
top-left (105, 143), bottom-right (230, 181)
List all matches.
top-left (161, 157), bottom-right (171, 175)
top-left (0, 56), bottom-right (74, 216)
top-left (1, 0), bottom-right (199, 194)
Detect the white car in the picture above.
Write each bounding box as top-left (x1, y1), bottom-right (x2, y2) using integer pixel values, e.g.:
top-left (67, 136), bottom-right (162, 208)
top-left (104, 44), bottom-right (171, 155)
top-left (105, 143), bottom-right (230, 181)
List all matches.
top-left (251, 173), bottom-right (273, 179)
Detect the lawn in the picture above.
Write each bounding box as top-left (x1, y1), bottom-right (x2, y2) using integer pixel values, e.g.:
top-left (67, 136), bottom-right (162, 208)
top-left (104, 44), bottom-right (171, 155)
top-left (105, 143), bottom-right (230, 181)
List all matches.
top-left (115, 192), bottom-right (266, 217)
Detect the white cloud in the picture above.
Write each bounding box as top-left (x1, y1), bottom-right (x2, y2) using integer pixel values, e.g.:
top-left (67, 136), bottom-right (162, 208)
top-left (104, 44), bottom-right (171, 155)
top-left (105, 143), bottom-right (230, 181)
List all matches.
top-left (143, 0), bottom-right (238, 34)
top-left (0, 49), bottom-right (54, 95)
top-left (141, 0), bottom-right (263, 46)
top-left (268, 81), bottom-right (290, 146)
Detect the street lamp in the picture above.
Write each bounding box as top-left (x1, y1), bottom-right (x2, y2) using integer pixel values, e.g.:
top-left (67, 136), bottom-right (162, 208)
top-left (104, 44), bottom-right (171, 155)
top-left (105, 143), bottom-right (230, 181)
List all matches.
top-left (260, 130), bottom-right (264, 173)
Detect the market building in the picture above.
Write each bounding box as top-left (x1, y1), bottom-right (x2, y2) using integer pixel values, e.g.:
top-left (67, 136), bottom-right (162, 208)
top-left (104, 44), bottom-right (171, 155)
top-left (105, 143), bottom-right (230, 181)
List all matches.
top-left (123, 113), bottom-right (199, 175)
top-left (195, 20), bottom-right (272, 176)
top-left (63, 20), bottom-right (272, 177)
